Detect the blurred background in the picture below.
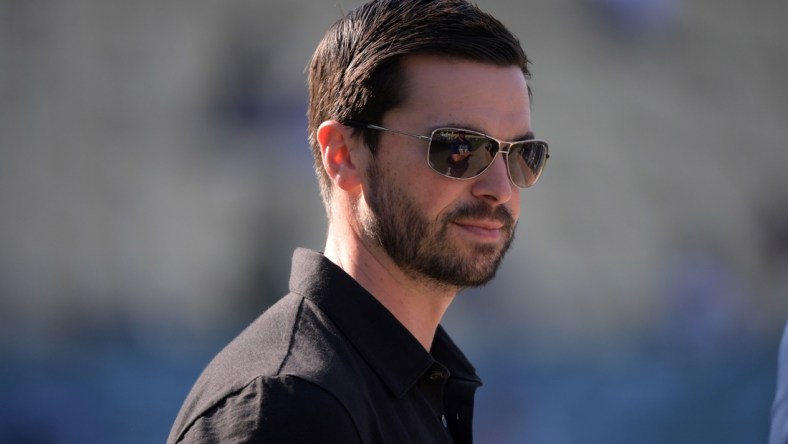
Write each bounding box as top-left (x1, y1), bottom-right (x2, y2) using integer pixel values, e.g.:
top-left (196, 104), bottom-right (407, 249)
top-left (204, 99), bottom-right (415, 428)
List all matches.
top-left (1, 0), bottom-right (787, 442)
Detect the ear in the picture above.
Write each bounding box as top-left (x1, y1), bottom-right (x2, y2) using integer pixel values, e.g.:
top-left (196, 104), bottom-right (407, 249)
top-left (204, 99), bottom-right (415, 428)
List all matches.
top-left (317, 120), bottom-right (364, 191)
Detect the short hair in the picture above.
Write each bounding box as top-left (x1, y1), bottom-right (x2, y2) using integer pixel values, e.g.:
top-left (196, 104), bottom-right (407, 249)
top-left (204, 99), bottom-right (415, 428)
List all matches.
top-left (307, 0), bottom-right (531, 209)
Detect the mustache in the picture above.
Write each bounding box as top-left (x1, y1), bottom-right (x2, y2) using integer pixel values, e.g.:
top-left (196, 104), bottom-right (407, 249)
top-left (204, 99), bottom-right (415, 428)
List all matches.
top-left (447, 202), bottom-right (516, 229)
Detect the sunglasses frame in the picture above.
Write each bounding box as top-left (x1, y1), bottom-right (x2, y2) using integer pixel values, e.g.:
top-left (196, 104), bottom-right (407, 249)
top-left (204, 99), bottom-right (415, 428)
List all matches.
top-left (345, 121), bottom-right (549, 188)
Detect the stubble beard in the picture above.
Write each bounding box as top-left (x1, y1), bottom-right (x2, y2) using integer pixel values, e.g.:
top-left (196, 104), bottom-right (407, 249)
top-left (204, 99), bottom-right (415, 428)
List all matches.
top-left (361, 160), bottom-right (517, 289)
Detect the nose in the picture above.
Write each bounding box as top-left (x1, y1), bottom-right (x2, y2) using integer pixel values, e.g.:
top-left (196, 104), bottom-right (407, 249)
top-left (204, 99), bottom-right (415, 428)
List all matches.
top-left (471, 151), bottom-right (514, 204)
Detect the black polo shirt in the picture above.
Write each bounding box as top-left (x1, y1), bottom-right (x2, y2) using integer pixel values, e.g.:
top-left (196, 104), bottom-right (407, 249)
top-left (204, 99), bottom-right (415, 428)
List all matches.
top-left (168, 248), bottom-right (483, 444)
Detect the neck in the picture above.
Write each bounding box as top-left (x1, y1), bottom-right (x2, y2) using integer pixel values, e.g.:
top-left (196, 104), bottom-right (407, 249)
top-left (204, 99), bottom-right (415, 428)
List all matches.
top-left (324, 226), bottom-right (457, 351)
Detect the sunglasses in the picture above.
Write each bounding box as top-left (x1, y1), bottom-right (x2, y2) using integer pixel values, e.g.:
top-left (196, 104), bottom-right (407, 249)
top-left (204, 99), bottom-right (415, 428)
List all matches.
top-left (346, 122), bottom-right (549, 188)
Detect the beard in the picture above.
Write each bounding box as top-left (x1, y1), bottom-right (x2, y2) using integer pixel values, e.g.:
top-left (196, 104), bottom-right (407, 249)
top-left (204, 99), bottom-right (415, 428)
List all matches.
top-left (361, 160), bottom-right (516, 288)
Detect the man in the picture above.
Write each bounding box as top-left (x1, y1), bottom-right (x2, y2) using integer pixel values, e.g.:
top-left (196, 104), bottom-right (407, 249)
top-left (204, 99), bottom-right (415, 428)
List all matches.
top-left (168, 0), bottom-right (549, 442)
top-left (771, 321), bottom-right (788, 444)
top-left (447, 131), bottom-right (473, 178)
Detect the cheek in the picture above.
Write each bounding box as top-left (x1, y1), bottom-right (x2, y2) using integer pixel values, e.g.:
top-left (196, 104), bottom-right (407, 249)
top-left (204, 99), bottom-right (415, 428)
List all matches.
top-left (377, 146), bottom-right (466, 220)
top-left (416, 180), bottom-right (469, 222)
top-left (511, 191), bottom-right (522, 219)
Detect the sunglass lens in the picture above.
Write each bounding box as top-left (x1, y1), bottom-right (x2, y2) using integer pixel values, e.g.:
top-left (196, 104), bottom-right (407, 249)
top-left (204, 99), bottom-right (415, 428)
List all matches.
top-left (427, 130), bottom-right (496, 179)
top-left (508, 141), bottom-right (548, 187)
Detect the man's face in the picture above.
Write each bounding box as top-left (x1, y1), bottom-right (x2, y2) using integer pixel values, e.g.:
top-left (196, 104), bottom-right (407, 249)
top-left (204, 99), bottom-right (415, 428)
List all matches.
top-left (358, 54), bottom-right (532, 288)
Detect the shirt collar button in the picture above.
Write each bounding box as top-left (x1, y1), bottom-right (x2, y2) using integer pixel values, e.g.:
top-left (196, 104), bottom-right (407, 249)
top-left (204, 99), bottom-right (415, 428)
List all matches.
top-left (429, 371), bottom-right (444, 381)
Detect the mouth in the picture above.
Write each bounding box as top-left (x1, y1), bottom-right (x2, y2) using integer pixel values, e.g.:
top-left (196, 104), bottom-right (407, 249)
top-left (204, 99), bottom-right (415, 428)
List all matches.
top-left (446, 202), bottom-right (515, 243)
top-left (452, 219), bottom-right (507, 241)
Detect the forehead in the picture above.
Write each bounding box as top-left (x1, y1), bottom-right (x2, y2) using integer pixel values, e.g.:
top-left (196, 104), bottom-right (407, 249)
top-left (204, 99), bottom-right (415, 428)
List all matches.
top-left (391, 54), bottom-right (532, 139)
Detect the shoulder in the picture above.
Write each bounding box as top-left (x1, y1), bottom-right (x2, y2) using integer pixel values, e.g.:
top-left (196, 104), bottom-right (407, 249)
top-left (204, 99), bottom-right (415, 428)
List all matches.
top-left (169, 293), bottom-right (367, 443)
top-left (172, 374), bottom-right (361, 444)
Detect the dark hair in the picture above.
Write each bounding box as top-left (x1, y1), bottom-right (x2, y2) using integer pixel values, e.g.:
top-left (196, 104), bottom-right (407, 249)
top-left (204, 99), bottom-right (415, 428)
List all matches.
top-left (307, 0), bottom-right (531, 207)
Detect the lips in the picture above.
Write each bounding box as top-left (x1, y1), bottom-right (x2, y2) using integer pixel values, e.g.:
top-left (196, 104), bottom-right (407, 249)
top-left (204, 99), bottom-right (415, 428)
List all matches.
top-left (446, 202), bottom-right (515, 242)
top-left (452, 219), bottom-right (511, 241)
top-left (454, 219), bottom-right (505, 231)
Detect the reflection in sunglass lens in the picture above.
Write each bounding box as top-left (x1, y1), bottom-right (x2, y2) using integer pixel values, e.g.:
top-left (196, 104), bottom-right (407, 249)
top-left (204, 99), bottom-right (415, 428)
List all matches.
top-left (427, 130), bottom-right (496, 179)
top-left (508, 141), bottom-right (547, 188)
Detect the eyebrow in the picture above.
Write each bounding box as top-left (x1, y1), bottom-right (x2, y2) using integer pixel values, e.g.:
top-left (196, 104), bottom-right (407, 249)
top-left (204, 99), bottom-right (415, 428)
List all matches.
top-left (518, 131), bottom-right (536, 141)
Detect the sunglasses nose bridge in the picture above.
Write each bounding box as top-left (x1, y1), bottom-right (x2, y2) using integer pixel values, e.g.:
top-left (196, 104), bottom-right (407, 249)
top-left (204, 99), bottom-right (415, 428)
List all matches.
top-left (497, 141), bottom-right (512, 155)
top-left (493, 141), bottom-right (523, 188)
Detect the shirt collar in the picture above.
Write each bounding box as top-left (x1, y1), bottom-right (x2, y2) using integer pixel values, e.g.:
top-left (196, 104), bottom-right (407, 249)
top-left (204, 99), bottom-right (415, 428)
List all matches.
top-left (289, 248), bottom-right (481, 398)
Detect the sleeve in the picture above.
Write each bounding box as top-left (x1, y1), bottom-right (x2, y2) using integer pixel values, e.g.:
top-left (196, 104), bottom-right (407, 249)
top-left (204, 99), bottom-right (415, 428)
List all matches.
top-left (175, 375), bottom-right (362, 444)
top-left (771, 322), bottom-right (788, 444)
